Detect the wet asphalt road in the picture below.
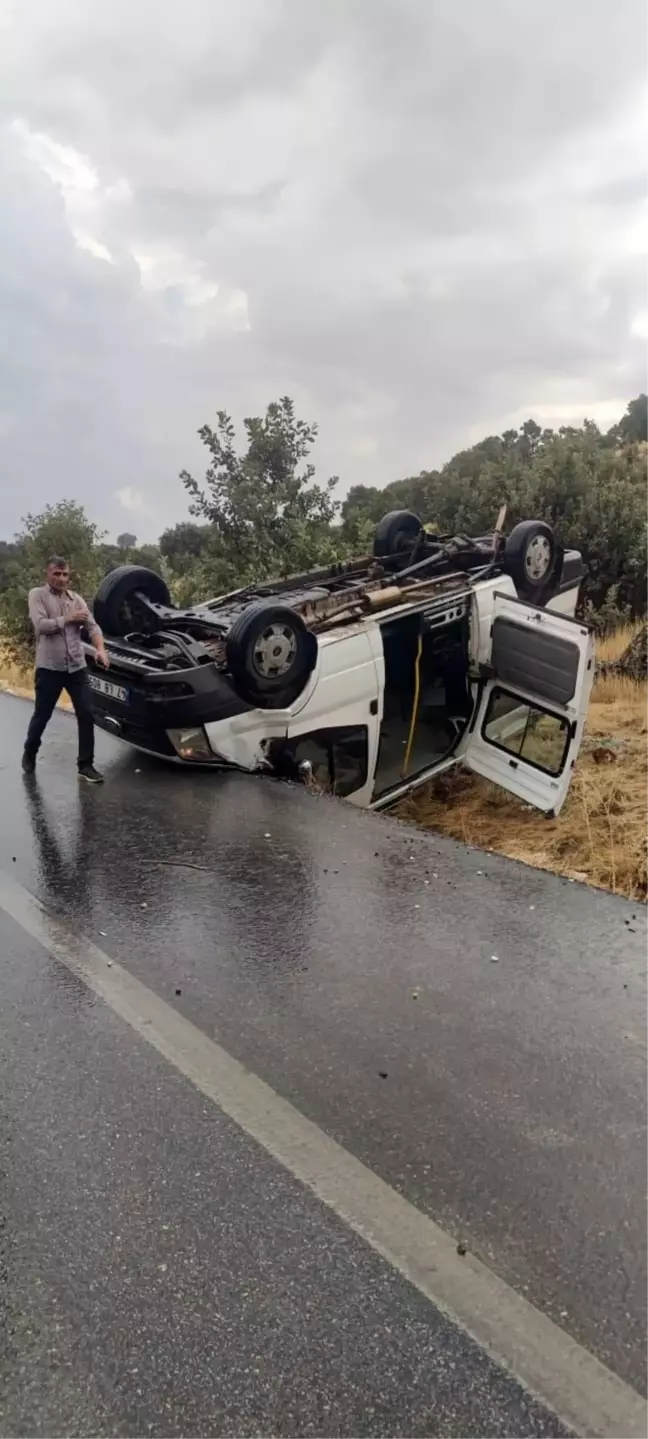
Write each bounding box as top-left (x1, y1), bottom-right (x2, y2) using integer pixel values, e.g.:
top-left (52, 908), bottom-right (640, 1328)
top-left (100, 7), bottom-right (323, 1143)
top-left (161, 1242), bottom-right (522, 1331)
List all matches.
top-left (0, 695), bottom-right (645, 1435)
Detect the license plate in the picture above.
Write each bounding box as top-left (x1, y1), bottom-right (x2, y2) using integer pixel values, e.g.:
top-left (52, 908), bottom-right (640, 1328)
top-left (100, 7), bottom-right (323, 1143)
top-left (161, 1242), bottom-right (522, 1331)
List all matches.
top-left (89, 675), bottom-right (129, 704)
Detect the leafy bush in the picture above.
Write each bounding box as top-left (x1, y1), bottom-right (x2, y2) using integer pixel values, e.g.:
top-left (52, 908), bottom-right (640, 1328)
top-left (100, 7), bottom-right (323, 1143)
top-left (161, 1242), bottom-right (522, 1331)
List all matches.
top-left (0, 501), bottom-right (165, 664)
top-left (0, 502), bottom-right (106, 663)
top-left (583, 585), bottom-right (631, 636)
top-left (342, 399), bottom-right (647, 617)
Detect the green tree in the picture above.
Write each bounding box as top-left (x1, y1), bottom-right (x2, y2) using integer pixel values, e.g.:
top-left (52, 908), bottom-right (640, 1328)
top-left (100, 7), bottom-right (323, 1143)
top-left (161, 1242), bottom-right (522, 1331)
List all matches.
top-left (159, 522), bottom-right (212, 573)
top-left (158, 522), bottom-right (214, 606)
top-left (0, 501), bottom-right (104, 663)
top-left (344, 400), bottom-right (647, 616)
top-left (340, 484), bottom-right (399, 550)
top-left (180, 397), bottom-right (343, 595)
top-left (608, 394), bottom-right (647, 445)
top-left (96, 540), bottom-right (164, 578)
top-left (0, 540), bottom-right (19, 595)
top-left (116, 531), bottom-right (137, 549)
top-left (132, 543), bottom-right (163, 571)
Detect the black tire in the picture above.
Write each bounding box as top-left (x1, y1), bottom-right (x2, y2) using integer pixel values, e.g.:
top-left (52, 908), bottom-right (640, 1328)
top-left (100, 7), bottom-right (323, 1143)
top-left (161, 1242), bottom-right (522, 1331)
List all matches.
top-left (373, 509), bottom-right (423, 558)
top-left (503, 521), bottom-right (558, 598)
top-left (226, 601), bottom-right (316, 706)
top-left (93, 565), bottom-right (172, 636)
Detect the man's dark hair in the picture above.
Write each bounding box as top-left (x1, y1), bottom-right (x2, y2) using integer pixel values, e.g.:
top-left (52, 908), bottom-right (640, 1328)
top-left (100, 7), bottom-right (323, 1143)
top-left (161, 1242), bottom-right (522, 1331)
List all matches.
top-left (46, 555), bottom-right (69, 568)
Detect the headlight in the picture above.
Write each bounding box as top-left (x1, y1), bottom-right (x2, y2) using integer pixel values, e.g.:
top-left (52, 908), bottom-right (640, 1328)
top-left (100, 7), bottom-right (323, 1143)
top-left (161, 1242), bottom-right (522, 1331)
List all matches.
top-left (166, 726), bottom-right (214, 760)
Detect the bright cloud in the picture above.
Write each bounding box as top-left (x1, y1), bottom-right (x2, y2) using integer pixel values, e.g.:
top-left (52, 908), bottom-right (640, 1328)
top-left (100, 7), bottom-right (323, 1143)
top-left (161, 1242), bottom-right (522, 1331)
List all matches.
top-left (115, 486), bottom-right (149, 514)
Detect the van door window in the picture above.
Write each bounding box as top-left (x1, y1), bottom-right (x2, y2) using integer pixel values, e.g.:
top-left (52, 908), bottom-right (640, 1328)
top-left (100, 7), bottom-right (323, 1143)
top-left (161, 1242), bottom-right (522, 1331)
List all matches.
top-left (482, 686), bottom-right (570, 775)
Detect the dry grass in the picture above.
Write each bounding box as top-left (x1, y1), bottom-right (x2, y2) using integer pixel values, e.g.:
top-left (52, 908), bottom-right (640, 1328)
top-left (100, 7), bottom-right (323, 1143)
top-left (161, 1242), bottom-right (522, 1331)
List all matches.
top-left (595, 622), bottom-right (641, 665)
top-left (397, 625), bottom-right (647, 901)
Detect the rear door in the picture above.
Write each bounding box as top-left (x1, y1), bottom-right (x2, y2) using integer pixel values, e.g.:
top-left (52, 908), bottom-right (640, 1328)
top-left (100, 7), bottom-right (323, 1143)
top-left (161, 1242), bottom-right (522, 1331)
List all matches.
top-left (457, 592), bottom-right (594, 815)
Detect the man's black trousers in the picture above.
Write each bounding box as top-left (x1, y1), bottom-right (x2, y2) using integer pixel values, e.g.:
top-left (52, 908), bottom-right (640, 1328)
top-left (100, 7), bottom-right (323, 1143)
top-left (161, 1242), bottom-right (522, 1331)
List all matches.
top-left (24, 668), bottom-right (95, 769)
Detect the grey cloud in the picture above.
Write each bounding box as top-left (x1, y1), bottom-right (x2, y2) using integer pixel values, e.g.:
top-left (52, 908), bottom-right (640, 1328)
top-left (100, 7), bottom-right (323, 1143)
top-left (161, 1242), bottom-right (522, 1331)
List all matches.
top-left (0, 0), bottom-right (646, 540)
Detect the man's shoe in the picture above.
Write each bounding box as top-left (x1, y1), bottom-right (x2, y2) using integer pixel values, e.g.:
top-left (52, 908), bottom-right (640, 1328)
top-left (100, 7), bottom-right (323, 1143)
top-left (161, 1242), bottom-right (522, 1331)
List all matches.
top-left (21, 753), bottom-right (36, 774)
top-left (78, 764), bottom-right (104, 784)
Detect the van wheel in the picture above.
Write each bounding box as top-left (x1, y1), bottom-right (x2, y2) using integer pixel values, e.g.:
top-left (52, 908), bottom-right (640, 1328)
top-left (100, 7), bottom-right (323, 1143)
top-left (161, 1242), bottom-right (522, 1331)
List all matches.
top-left (503, 521), bottom-right (558, 599)
top-left (373, 510), bottom-right (423, 558)
top-left (226, 601), bottom-right (317, 707)
top-left (93, 566), bottom-right (172, 636)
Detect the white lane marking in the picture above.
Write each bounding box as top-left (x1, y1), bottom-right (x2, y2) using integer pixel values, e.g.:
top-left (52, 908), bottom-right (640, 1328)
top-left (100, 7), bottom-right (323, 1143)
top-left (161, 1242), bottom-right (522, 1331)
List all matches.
top-left (0, 870), bottom-right (645, 1439)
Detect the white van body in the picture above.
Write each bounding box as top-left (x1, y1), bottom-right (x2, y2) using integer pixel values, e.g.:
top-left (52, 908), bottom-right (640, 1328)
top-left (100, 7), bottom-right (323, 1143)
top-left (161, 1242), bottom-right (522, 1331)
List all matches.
top-left (202, 572), bottom-right (594, 818)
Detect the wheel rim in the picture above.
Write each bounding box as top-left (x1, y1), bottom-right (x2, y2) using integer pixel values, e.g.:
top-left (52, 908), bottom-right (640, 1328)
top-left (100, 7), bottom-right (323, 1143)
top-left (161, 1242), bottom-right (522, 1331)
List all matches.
top-left (252, 623), bottom-right (298, 679)
top-left (524, 534), bottom-right (552, 581)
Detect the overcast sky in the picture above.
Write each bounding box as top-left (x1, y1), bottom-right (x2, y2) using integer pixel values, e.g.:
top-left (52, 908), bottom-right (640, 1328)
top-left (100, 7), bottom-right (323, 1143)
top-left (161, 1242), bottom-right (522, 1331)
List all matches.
top-left (1, 0), bottom-right (646, 541)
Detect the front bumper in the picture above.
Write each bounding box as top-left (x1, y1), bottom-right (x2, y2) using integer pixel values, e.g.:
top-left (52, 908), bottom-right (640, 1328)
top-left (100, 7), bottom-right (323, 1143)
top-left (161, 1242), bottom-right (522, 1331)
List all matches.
top-left (85, 651), bottom-right (251, 761)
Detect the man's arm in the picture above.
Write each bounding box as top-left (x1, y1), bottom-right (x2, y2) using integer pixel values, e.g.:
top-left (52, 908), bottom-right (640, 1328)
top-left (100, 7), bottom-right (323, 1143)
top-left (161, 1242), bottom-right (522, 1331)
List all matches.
top-left (91, 628), bottom-right (110, 668)
top-left (78, 598), bottom-right (109, 668)
top-left (28, 588), bottom-right (65, 635)
top-left (82, 610), bottom-right (101, 645)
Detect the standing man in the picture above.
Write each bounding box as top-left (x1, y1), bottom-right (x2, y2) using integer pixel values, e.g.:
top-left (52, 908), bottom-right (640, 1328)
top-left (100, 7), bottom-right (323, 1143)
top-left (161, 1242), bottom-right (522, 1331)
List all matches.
top-left (22, 555), bottom-right (109, 783)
